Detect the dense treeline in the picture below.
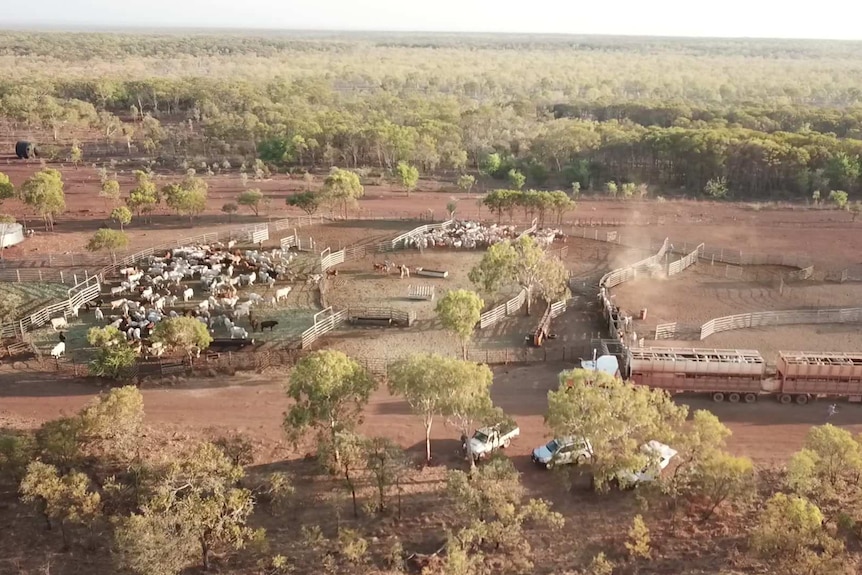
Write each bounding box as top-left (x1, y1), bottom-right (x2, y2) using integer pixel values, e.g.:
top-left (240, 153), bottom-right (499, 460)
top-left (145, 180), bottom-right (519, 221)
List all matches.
top-left (1, 31), bottom-right (862, 199)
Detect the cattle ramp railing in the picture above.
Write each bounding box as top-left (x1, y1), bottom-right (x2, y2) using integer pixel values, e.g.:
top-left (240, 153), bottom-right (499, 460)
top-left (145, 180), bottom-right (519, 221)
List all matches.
top-left (479, 289), bottom-right (528, 329)
top-left (300, 307), bottom-right (348, 349)
top-left (0, 275), bottom-right (102, 339)
top-left (668, 243), bottom-right (704, 276)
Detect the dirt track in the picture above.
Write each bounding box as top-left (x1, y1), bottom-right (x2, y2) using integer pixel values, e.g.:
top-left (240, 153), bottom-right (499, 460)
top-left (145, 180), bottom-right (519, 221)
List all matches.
top-left (2, 364), bottom-right (859, 469)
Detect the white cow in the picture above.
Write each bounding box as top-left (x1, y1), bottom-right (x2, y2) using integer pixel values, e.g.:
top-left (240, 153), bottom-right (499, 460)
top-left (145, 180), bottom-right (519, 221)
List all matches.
top-left (274, 287), bottom-right (291, 302)
top-left (94, 308), bottom-right (104, 321)
top-left (110, 285), bottom-right (125, 296)
top-left (50, 341), bottom-right (66, 358)
top-left (50, 317), bottom-right (68, 331)
top-left (182, 287), bottom-right (194, 302)
top-left (247, 293), bottom-right (265, 304)
top-left (110, 298), bottom-right (127, 310)
top-left (230, 326), bottom-right (249, 339)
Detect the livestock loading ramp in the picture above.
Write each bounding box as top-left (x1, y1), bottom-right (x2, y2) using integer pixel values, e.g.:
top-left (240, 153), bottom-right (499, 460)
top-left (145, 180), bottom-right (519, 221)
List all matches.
top-left (629, 347), bottom-right (767, 401)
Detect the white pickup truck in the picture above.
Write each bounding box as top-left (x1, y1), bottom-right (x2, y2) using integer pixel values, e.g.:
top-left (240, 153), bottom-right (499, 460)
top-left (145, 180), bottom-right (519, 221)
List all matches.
top-left (463, 423), bottom-right (520, 461)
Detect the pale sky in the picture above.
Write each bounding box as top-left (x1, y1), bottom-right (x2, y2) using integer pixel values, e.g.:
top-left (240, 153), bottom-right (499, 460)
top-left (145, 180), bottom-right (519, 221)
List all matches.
top-left (4, 0), bottom-right (862, 41)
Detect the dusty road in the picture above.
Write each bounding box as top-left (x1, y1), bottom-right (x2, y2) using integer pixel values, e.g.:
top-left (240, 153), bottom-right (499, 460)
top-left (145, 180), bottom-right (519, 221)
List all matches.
top-left (2, 363), bottom-right (856, 470)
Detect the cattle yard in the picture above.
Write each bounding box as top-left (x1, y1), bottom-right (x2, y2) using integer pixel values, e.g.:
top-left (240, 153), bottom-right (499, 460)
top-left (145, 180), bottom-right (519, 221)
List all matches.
top-left (7, 204), bottom-right (862, 391)
top-left (1, 170), bottom-right (861, 450)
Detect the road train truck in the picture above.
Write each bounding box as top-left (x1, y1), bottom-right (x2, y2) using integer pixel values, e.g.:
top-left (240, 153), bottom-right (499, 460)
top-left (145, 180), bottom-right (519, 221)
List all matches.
top-left (627, 347), bottom-right (862, 404)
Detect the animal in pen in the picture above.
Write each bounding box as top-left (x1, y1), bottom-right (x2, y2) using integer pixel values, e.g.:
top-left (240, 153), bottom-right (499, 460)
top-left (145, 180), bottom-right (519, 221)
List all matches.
top-left (50, 341), bottom-right (65, 358)
top-left (50, 317), bottom-right (68, 331)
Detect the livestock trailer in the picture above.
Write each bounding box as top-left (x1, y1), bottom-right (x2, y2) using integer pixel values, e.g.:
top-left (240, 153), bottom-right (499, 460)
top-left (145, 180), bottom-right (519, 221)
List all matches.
top-left (628, 347), bottom-right (769, 403)
top-left (775, 351), bottom-right (862, 404)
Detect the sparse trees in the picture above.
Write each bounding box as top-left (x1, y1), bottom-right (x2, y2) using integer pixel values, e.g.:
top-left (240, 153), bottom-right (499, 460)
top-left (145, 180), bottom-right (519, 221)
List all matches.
top-left (163, 172), bottom-right (208, 222)
top-left (604, 181), bottom-right (618, 199)
top-left (127, 170), bottom-right (159, 222)
top-left (151, 317), bottom-right (212, 360)
top-left (829, 190), bottom-right (849, 210)
top-left (388, 353), bottom-right (466, 463)
top-left (19, 461), bottom-right (101, 548)
top-left (687, 451), bottom-right (756, 521)
top-left (283, 350), bottom-right (376, 463)
top-left (323, 431), bottom-right (366, 518)
top-left (0, 172), bottom-right (15, 202)
top-left (704, 177), bottom-right (729, 199)
top-left (237, 188), bottom-right (264, 216)
top-left (18, 167), bottom-right (66, 230)
top-left (446, 458), bottom-right (563, 570)
top-left (100, 178), bottom-right (121, 211)
top-left (750, 493), bottom-right (847, 573)
top-left (446, 198), bottom-right (459, 219)
top-left (87, 326), bottom-right (137, 380)
top-left (365, 436), bottom-right (408, 515)
top-left (86, 228), bottom-right (129, 257)
top-left (286, 191), bottom-right (321, 215)
top-left (111, 206), bottom-right (132, 230)
top-left (479, 153), bottom-right (501, 177)
top-left (625, 515), bottom-right (651, 559)
top-left (440, 359), bottom-right (495, 467)
top-left (69, 141), bottom-right (82, 167)
top-left (785, 424), bottom-right (862, 518)
top-left (435, 289), bottom-right (484, 359)
top-left (322, 168), bottom-right (364, 218)
top-left (546, 368), bottom-right (687, 489)
top-left (850, 201), bottom-right (861, 221)
top-left (457, 174), bottom-right (476, 194)
top-left (507, 168), bottom-right (525, 190)
top-left (469, 235), bottom-right (569, 315)
top-left (115, 442), bottom-right (260, 573)
top-left (395, 161), bottom-right (419, 196)
top-left (221, 202), bottom-right (238, 222)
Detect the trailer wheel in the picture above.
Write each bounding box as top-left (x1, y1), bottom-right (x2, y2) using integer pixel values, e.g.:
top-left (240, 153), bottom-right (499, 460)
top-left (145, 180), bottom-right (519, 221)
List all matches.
top-left (795, 395), bottom-right (809, 405)
top-left (712, 392), bottom-right (725, 402)
top-left (728, 393), bottom-right (741, 403)
top-left (779, 394), bottom-right (792, 405)
top-left (502, 439), bottom-right (511, 449)
top-left (744, 393), bottom-right (757, 404)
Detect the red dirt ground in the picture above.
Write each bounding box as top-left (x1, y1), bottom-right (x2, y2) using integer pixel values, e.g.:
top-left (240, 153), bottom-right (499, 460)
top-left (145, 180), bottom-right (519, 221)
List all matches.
top-left (3, 162), bottom-right (862, 574)
top-left (1, 162), bottom-right (861, 463)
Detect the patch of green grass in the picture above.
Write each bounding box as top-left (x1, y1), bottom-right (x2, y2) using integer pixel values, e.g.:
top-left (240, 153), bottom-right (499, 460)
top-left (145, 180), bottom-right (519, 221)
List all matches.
top-left (0, 282), bottom-right (70, 318)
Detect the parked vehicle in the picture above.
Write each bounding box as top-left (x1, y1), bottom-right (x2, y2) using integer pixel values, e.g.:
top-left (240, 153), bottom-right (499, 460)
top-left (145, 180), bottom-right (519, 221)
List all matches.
top-left (614, 440), bottom-right (678, 487)
top-left (463, 423), bottom-right (520, 461)
top-left (531, 436), bottom-right (592, 469)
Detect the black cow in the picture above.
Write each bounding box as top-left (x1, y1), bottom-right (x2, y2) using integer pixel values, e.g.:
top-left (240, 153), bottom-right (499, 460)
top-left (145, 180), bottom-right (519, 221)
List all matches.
top-left (260, 320), bottom-right (278, 331)
top-left (15, 141), bottom-right (37, 159)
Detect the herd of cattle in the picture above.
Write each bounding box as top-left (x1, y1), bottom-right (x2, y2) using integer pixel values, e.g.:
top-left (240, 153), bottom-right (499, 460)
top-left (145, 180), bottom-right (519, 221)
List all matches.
top-left (406, 220), bottom-right (564, 250)
top-left (48, 241), bottom-right (320, 359)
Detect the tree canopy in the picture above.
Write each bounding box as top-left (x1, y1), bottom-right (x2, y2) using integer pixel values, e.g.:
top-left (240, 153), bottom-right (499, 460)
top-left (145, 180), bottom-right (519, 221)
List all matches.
top-left (283, 350), bottom-right (377, 462)
top-left (18, 168), bottom-right (65, 230)
top-left (86, 228), bottom-right (129, 255)
top-left (435, 289), bottom-right (484, 359)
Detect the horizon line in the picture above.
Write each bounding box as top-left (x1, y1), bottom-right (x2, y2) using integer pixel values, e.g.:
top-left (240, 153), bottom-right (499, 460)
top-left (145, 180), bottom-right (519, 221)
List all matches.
top-left (1, 23), bottom-right (861, 43)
